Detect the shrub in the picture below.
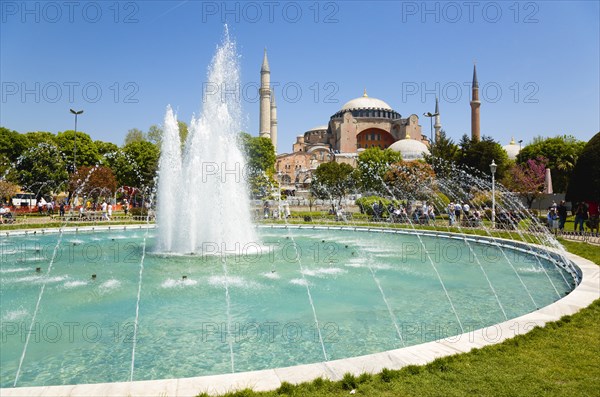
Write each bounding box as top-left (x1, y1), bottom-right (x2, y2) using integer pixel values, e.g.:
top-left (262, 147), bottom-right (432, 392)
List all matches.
top-left (380, 367), bottom-right (397, 383)
top-left (341, 372), bottom-right (357, 390)
top-left (277, 381), bottom-right (295, 395)
top-left (355, 196), bottom-right (398, 216)
top-left (405, 365), bottom-right (422, 375)
top-left (129, 207), bottom-right (149, 217)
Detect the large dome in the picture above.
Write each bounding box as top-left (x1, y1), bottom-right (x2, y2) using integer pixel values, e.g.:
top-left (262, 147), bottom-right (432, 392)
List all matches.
top-left (389, 138), bottom-right (430, 161)
top-left (340, 93), bottom-right (393, 112)
top-left (503, 138), bottom-right (521, 160)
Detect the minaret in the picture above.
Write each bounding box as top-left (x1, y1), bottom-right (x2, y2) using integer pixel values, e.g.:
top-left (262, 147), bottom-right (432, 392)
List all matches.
top-left (470, 64), bottom-right (481, 142)
top-left (434, 96), bottom-right (441, 141)
top-left (270, 91), bottom-right (278, 153)
top-left (259, 49), bottom-right (271, 139)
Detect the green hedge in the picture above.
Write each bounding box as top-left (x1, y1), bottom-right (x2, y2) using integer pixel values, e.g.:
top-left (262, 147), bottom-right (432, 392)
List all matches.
top-left (355, 196), bottom-right (399, 216)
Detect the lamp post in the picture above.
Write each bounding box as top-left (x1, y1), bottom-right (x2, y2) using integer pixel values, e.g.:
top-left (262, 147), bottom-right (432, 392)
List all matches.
top-left (490, 160), bottom-right (497, 229)
top-left (423, 111), bottom-right (438, 144)
top-left (518, 139), bottom-right (523, 151)
top-left (69, 109), bottom-right (84, 172)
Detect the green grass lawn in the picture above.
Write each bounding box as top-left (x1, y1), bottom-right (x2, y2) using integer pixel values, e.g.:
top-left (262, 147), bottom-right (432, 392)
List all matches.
top-left (199, 239), bottom-right (600, 397)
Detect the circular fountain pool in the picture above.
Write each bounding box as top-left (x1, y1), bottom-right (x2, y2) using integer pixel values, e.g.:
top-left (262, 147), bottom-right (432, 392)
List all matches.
top-left (0, 226), bottom-right (577, 388)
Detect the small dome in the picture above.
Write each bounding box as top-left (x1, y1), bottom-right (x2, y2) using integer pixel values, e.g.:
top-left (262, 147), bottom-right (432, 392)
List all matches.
top-left (340, 90), bottom-right (393, 112)
top-left (307, 125), bottom-right (328, 132)
top-left (503, 137), bottom-right (521, 160)
top-left (389, 138), bottom-right (430, 161)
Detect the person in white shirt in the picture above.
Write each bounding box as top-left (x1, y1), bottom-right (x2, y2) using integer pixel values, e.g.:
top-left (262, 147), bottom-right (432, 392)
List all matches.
top-left (107, 203), bottom-right (113, 220)
top-left (101, 201), bottom-right (108, 220)
top-left (462, 203), bottom-right (470, 218)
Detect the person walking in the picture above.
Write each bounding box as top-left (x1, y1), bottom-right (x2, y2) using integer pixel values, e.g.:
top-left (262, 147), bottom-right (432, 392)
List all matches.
top-left (548, 207), bottom-right (559, 235)
top-left (574, 202), bottom-right (588, 233)
top-left (557, 200), bottom-right (568, 231)
top-left (448, 202), bottom-right (455, 226)
top-left (454, 202), bottom-right (462, 223)
top-left (101, 200), bottom-right (108, 221)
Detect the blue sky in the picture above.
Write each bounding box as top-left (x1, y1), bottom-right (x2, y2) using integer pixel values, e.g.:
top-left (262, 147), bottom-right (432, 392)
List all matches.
top-left (1, 1), bottom-right (598, 152)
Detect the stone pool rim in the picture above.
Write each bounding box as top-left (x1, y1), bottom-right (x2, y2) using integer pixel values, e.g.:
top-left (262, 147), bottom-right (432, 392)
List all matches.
top-left (1, 224), bottom-right (598, 397)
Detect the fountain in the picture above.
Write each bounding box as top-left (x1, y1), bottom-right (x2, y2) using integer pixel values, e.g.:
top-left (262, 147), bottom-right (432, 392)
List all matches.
top-left (156, 31), bottom-right (256, 255)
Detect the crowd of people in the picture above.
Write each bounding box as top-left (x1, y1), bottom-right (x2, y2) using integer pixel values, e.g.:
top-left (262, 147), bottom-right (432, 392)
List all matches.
top-left (548, 200), bottom-right (599, 235)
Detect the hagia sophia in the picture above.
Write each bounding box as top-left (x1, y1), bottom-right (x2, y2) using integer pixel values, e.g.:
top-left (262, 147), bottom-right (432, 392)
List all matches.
top-left (257, 50), bottom-right (521, 188)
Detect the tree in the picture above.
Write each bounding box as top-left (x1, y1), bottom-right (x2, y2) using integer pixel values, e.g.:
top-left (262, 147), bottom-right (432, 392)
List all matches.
top-left (15, 143), bottom-right (68, 198)
top-left (424, 130), bottom-right (460, 178)
top-left (114, 141), bottom-right (160, 190)
top-left (178, 121), bottom-right (189, 145)
top-left (148, 121), bottom-right (188, 147)
top-left (0, 127), bottom-right (30, 180)
top-left (23, 131), bottom-right (56, 147)
top-left (356, 147), bottom-right (403, 193)
top-left (238, 132), bottom-right (276, 174)
top-left (147, 125), bottom-right (163, 145)
top-left (69, 166), bottom-right (118, 201)
top-left (55, 130), bottom-right (101, 169)
top-left (124, 128), bottom-right (146, 145)
top-left (310, 162), bottom-right (356, 208)
top-left (384, 161), bottom-right (436, 200)
top-left (95, 141), bottom-right (119, 157)
top-left (517, 135), bottom-right (586, 193)
top-left (238, 132), bottom-right (276, 198)
top-left (0, 127), bottom-right (29, 163)
top-left (502, 156), bottom-right (548, 208)
top-left (566, 132), bottom-right (600, 203)
top-left (0, 180), bottom-right (19, 204)
top-left (458, 135), bottom-right (509, 179)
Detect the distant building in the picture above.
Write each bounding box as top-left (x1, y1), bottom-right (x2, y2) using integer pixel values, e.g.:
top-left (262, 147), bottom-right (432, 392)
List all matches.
top-left (261, 54), bottom-right (519, 188)
top-left (503, 137), bottom-right (521, 160)
top-left (273, 87), bottom-right (427, 187)
top-left (259, 49), bottom-right (277, 152)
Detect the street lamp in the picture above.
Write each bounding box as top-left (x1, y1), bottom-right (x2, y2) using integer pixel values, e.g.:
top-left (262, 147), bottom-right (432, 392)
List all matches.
top-left (518, 139), bottom-right (523, 151)
top-left (490, 160), bottom-right (497, 229)
top-left (69, 109), bottom-right (84, 172)
top-left (423, 111), bottom-right (438, 144)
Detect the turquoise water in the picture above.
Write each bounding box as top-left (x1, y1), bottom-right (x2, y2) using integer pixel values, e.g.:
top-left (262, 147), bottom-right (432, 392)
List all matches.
top-left (0, 227), bottom-right (573, 387)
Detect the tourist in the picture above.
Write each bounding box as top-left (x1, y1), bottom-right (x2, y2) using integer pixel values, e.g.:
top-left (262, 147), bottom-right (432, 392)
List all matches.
top-left (462, 202), bottom-right (470, 218)
top-left (547, 207), bottom-right (559, 235)
top-left (108, 203), bottom-right (113, 220)
top-left (422, 202), bottom-right (429, 224)
top-left (79, 206), bottom-right (85, 219)
top-left (448, 202), bottom-right (455, 226)
top-left (428, 205), bottom-right (436, 223)
top-left (123, 199), bottom-right (129, 216)
top-left (101, 200), bottom-right (108, 221)
top-left (37, 199), bottom-right (43, 214)
top-left (573, 202), bottom-right (588, 233)
top-left (59, 202), bottom-right (65, 217)
top-left (263, 200), bottom-right (270, 218)
top-left (454, 202), bottom-right (462, 222)
top-left (557, 200), bottom-right (568, 230)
